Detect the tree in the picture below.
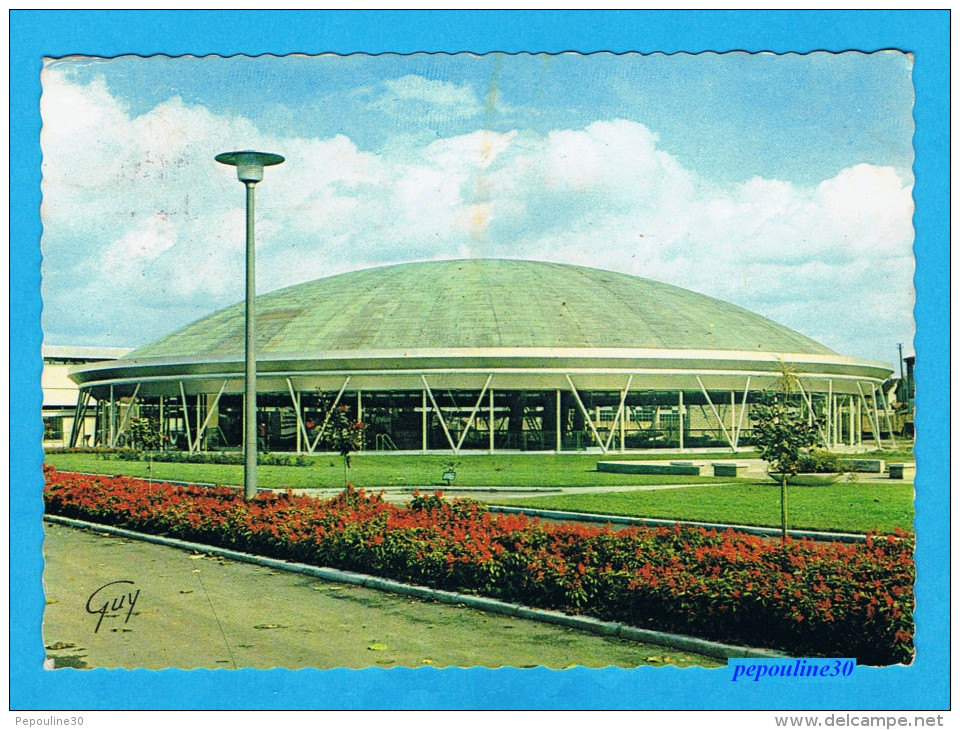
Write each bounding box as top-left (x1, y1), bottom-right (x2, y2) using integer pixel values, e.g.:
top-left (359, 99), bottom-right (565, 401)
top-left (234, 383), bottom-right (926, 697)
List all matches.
top-left (127, 417), bottom-right (161, 450)
top-left (315, 402), bottom-right (366, 487)
top-left (751, 391), bottom-right (820, 540)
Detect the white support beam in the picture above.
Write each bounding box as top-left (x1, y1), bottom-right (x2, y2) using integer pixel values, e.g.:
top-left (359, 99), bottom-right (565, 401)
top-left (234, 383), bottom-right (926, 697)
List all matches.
top-left (421, 374), bottom-right (457, 452)
top-left (69, 390), bottom-right (92, 448)
top-left (730, 391), bottom-right (736, 438)
top-left (111, 382), bottom-right (142, 448)
top-left (856, 382), bottom-right (883, 449)
top-left (860, 394), bottom-right (866, 446)
top-left (604, 375), bottom-right (633, 453)
top-left (796, 381), bottom-right (830, 447)
top-left (849, 395), bottom-right (855, 447)
top-left (555, 389), bottom-right (561, 454)
top-left (733, 377), bottom-right (751, 449)
top-left (108, 385), bottom-right (116, 448)
top-left (311, 377), bottom-right (351, 453)
top-left (286, 378), bottom-right (310, 452)
top-left (830, 394), bottom-right (840, 446)
top-left (489, 388), bottom-right (495, 454)
top-left (868, 382), bottom-right (885, 449)
top-left (423, 389), bottom-right (428, 452)
top-left (678, 390), bottom-right (684, 451)
top-left (178, 381), bottom-right (194, 453)
top-left (564, 374), bottom-right (607, 453)
top-left (696, 376), bottom-right (735, 451)
top-left (877, 384), bottom-right (899, 449)
top-left (455, 374), bottom-right (494, 453)
top-left (195, 380), bottom-right (229, 451)
top-left (827, 380), bottom-right (834, 449)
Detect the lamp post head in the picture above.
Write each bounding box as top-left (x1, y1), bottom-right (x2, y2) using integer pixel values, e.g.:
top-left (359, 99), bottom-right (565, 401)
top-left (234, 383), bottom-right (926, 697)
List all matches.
top-left (216, 150), bottom-right (285, 183)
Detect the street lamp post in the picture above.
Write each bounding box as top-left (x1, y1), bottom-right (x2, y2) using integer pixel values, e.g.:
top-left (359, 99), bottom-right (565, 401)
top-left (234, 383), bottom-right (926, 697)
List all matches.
top-left (215, 150), bottom-right (285, 500)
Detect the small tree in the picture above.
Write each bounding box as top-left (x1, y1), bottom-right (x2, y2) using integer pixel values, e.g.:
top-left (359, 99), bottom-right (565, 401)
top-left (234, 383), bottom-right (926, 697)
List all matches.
top-left (127, 417), bottom-right (161, 451)
top-left (752, 391), bottom-right (820, 540)
top-left (318, 404), bottom-right (366, 488)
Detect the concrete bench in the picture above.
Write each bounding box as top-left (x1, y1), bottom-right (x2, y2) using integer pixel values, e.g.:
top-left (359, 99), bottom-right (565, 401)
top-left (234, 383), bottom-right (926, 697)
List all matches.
top-left (597, 461), bottom-right (702, 476)
top-left (888, 463), bottom-right (916, 480)
top-left (712, 462), bottom-right (749, 478)
top-left (840, 458), bottom-right (886, 473)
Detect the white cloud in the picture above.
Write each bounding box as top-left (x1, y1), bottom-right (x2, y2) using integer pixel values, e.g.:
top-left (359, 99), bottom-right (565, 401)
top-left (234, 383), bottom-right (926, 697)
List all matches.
top-left (39, 69), bottom-right (915, 363)
top-left (370, 75), bottom-right (482, 119)
top-left (100, 213), bottom-right (177, 280)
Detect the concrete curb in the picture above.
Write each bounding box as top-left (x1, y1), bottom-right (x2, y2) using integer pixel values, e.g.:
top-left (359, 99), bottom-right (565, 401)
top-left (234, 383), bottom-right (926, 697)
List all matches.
top-left (44, 514), bottom-right (785, 660)
top-left (488, 505), bottom-right (870, 543)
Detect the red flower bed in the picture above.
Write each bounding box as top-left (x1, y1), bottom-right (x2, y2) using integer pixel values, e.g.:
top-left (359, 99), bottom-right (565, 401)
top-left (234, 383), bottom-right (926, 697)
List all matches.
top-left (42, 466), bottom-right (914, 664)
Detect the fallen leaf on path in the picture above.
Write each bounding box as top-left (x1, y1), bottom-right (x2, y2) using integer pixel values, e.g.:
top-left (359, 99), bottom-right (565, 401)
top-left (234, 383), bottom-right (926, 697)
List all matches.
top-left (45, 642), bottom-right (76, 650)
top-left (367, 643), bottom-right (389, 651)
top-left (45, 599), bottom-right (58, 605)
top-left (253, 624), bottom-right (287, 630)
top-left (421, 659), bottom-right (434, 665)
top-left (179, 590), bottom-right (194, 594)
top-left (563, 664), bottom-right (578, 669)
top-left (191, 569), bottom-right (201, 574)
top-left (189, 555), bottom-right (204, 560)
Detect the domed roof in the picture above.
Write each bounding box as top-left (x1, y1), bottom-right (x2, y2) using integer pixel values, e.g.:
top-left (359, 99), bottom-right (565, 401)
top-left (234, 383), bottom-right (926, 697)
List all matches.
top-left (127, 259), bottom-right (833, 360)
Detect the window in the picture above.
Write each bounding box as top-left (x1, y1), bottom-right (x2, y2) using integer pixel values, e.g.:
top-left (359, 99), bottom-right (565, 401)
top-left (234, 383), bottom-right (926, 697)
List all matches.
top-left (43, 416), bottom-right (64, 441)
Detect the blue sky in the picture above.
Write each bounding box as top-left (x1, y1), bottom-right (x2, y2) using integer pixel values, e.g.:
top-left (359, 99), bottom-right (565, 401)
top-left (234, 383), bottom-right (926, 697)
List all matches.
top-left (40, 51), bottom-right (915, 363)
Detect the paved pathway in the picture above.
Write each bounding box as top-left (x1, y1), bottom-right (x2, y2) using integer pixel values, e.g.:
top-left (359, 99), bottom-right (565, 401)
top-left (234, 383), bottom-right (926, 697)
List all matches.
top-left (42, 522), bottom-right (721, 670)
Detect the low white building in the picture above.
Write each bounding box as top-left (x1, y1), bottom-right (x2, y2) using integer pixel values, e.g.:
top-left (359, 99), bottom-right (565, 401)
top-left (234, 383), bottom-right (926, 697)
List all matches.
top-left (42, 345), bottom-right (130, 449)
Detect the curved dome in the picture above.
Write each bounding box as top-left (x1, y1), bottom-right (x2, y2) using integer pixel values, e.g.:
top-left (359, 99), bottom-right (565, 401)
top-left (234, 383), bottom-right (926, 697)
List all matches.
top-left (128, 259), bottom-right (834, 359)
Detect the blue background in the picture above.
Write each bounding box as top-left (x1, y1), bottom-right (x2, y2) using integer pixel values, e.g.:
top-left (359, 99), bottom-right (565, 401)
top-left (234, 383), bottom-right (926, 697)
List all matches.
top-left (10, 10), bottom-right (950, 710)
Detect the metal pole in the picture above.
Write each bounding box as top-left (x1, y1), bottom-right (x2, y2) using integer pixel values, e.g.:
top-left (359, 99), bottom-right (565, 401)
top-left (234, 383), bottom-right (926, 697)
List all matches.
top-left (217, 149), bottom-right (283, 494)
top-left (244, 181), bottom-right (258, 499)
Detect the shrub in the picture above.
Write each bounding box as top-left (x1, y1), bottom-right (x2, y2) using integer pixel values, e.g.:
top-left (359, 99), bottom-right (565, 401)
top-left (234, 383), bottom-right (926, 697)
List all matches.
top-left (42, 465), bottom-right (914, 665)
top-left (62, 450), bottom-right (318, 467)
top-left (796, 450), bottom-right (845, 474)
top-left (128, 417), bottom-right (162, 450)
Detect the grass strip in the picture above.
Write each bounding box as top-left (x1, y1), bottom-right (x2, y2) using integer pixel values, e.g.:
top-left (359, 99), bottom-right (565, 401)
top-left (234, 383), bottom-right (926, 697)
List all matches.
top-left (496, 481), bottom-right (914, 535)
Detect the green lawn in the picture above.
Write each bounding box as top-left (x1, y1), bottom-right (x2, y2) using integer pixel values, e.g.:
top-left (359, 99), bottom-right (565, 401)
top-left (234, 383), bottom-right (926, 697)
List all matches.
top-left (44, 452), bottom-right (733, 490)
top-left (497, 481), bottom-right (914, 535)
top-left (45, 450), bottom-right (915, 533)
